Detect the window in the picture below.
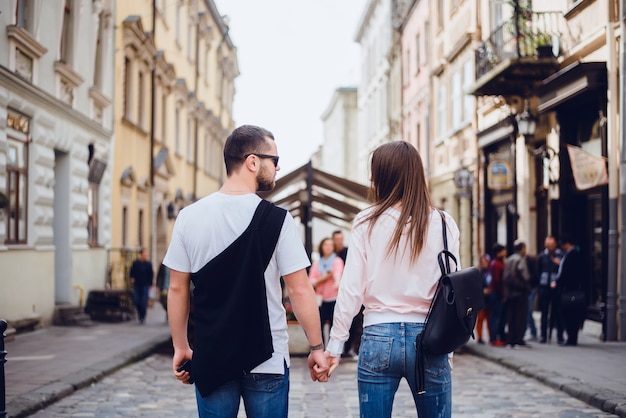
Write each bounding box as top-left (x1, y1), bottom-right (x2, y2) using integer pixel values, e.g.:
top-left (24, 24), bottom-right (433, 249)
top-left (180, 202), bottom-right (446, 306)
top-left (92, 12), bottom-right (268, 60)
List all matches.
top-left (437, 83), bottom-right (446, 138)
top-left (5, 130), bottom-right (29, 244)
top-left (60, 0), bottom-right (74, 64)
top-left (463, 59), bottom-right (474, 124)
top-left (93, 10), bottom-right (105, 88)
top-left (175, 105), bottom-right (181, 154)
top-left (437, 0), bottom-right (444, 29)
top-left (138, 71), bottom-right (144, 128)
top-left (415, 33), bottom-right (421, 70)
top-left (16, 0), bottom-right (34, 32)
top-left (124, 57), bottom-right (132, 119)
top-left (122, 206), bottom-right (128, 247)
top-left (186, 118), bottom-right (194, 163)
top-left (161, 93), bottom-right (168, 143)
top-left (451, 69), bottom-right (462, 128)
top-left (87, 153), bottom-right (106, 247)
top-left (87, 183), bottom-right (98, 246)
top-left (138, 209), bottom-right (144, 247)
top-left (175, 1), bottom-right (182, 42)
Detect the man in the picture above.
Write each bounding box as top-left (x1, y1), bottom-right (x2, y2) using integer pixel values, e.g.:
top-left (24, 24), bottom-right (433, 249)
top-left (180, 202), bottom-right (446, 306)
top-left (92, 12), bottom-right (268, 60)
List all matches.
top-left (129, 248), bottom-right (153, 324)
top-left (164, 125), bottom-right (329, 418)
top-left (502, 240), bottom-right (532, 348)
top-left (488, 244), bottom-right (507, 346)
top-left (536, 236), bottom-right (563, 343)
top-left (332, 230), bottom-right (348, 263)
top-left (555, 236), bottom-right (586, 346)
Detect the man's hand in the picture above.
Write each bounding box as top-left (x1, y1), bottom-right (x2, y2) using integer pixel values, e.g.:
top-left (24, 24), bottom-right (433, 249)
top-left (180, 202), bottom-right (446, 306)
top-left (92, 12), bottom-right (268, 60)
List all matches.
top-left (172, 348), bottom-right (194, 384)
top-left (325, 351), bottom-right (341, 377)
top-left (307, 350), bottom-right (329, 382)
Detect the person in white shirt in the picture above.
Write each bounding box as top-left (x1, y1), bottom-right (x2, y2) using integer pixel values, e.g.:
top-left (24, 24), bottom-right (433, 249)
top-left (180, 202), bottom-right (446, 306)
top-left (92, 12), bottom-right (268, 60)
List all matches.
top-left (165, 125), bottom-right (328, 418)
top-left (326, 141), bottom-right (459, 418)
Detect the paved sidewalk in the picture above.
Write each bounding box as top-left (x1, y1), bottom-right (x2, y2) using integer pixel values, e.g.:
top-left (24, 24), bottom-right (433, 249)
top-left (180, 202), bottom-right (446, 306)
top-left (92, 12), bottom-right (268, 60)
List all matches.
top-left (2, 306), bottom-right (626, 417)
top-left (4, 303), bottom-right (171, 418)
top-left (463, 319), bottom-right (626, 417)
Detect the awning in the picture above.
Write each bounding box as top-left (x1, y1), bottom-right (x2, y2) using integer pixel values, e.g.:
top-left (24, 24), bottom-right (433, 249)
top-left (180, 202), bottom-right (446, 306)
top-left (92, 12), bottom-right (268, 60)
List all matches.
top-left (537, 62), bottom-right (607, 113)
top-left (259, 162), bottom-right (370, 256)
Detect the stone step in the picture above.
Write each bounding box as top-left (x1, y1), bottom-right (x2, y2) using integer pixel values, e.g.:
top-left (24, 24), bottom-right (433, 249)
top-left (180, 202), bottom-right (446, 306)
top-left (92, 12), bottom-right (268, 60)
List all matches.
top-left (53, 305), bottom-right (95, 327)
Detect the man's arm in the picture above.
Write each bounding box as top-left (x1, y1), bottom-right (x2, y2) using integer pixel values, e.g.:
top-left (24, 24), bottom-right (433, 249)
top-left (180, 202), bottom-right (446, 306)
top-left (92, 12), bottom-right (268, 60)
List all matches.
top-left (167, 268), bottom-right (193, 384)
top-left (283, 268), bottom-right (329, 382)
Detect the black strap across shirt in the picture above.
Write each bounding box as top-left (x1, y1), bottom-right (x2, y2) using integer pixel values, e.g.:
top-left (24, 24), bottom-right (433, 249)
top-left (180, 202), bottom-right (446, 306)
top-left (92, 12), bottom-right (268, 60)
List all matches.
top-left (190, 199), bottom-right (286, 397)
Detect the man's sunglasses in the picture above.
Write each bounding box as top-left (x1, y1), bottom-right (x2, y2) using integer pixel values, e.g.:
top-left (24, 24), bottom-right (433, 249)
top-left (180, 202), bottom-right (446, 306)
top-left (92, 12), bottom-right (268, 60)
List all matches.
top-left (243, 153), bottom-right (280, 167)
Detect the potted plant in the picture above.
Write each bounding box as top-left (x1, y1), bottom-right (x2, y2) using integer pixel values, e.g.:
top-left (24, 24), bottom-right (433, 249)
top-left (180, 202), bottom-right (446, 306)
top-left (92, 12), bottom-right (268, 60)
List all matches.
top-left (534, 32), bottom-right (554, 58)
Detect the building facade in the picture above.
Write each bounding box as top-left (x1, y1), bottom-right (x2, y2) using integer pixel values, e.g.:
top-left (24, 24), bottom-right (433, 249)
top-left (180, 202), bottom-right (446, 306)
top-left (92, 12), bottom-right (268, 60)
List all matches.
top-left (0, 0), bottom-right (116, 325)
top-left (110, 0), bottom-right (237, 288)
top-left (320, 87), bottom-right (359, 182)
top-left (355, 0), bottom-right (400, 184)
top-left (470, 0), bottom-right (623, 339)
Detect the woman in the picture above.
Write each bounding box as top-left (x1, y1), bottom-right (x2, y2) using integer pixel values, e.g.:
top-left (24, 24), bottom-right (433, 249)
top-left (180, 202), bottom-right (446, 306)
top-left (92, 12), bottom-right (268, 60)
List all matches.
top-left (309, 237), bottom-right (344, 345)
top-left (326, 141), bottom-right (458, 417)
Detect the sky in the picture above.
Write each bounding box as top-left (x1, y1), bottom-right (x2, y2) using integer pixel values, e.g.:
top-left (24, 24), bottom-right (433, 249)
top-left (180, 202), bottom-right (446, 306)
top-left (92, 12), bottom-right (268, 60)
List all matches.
top-left (213, 0), bottom-right (368, 175)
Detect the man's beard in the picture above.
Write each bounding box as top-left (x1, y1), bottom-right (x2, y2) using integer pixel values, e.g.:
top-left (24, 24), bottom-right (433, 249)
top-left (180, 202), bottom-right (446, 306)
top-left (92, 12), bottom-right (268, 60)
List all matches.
top-left (256, 165), bottom-right (275, 192)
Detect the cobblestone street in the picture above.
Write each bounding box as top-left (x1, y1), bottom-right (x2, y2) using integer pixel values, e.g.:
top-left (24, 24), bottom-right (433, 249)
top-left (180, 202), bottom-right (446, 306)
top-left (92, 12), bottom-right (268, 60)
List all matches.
top-left (30, 351), bottom-right (617, 417)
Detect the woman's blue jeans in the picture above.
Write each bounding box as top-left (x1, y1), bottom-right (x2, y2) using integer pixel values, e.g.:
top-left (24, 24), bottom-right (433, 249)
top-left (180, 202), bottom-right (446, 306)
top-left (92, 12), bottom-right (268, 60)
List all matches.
top-left (195, 363), bottom-right (289, 418)
top-left (358, 322), bottom-right (451, 418)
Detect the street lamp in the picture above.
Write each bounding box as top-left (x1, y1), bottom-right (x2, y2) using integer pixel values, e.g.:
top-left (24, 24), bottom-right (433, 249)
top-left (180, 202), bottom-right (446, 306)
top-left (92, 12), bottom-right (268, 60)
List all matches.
top-left (516, 99), bottom-right (537, 140)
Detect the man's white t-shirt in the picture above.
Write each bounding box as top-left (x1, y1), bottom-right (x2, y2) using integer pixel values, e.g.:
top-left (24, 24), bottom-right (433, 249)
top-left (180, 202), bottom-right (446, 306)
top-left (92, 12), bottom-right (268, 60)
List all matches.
top-left (163, 192), bottom-right (310, 374)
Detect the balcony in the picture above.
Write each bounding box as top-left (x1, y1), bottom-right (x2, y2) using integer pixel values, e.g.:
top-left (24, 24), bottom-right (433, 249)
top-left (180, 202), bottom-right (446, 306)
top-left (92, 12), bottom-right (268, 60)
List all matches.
top-left (470, 11), bottom-right (563, 97)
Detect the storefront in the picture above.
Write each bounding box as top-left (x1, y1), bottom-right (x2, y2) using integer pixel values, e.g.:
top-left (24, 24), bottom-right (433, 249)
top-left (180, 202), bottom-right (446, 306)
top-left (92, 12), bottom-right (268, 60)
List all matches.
top-left (478, 116), bottom-right (518, 255)
top-left (537, 62), bottom-right (609, 327)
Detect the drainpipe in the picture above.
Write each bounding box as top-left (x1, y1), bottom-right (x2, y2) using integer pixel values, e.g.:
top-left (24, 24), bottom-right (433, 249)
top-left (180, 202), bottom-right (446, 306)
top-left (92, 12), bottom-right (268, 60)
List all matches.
top-left (618, 0), bottom-right (626, 341)
top-left (192, 15), bottom-right (200, 200)
top-left (1, 319), bottom-right (6, 418)
top-left (605, 21), bottom-right (618, 341)
top-left (149, 0), bottom-right (157, 267)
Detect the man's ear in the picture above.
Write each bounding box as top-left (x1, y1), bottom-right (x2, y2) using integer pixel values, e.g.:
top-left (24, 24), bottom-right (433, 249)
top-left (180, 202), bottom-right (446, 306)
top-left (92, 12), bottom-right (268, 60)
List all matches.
top-left (244, 155), bottom-right (258, 172)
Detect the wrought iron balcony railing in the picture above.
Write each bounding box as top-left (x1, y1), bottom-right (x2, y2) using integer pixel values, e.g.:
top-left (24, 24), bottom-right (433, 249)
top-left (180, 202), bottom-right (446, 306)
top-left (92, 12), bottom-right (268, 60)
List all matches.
top-left (475, 11), bottom-right (563, 81)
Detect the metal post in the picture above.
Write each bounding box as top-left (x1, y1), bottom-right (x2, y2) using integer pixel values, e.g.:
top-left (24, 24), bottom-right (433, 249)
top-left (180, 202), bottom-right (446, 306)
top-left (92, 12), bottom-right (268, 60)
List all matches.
top-left (619, 0), bottom-right (626, 341)
top-left (1, 319), bottom-right (7, 418)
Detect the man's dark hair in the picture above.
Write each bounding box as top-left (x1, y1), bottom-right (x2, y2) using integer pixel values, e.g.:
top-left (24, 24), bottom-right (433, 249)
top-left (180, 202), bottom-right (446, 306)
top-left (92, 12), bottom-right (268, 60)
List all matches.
top-left (513, 240), bottom-right (526, 253)
top-left (332, 230), bottom-right (343, 237)
top-left (223, 125), bottom-right (275, 175)
top-left (492, 243), bottom-right (505, 257)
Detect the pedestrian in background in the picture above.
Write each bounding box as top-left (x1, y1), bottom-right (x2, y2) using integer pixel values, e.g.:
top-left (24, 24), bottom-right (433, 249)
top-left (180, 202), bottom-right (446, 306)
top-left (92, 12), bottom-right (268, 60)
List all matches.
top-left (536, 235), bottom-right (563, 343)
top-left (525, 251), bottom-right (539, 341)
top-left (555, 235), bottom-right (586, 346)
top-left (309, 237), bottom-right (344, 345)
top-left (333, 229), bottom-right (363, 358)
top-left (129, 248), bottom-right (154, 324)
top-left (164, 125), bottom-right (328, 418)
top-left (503, 240), bottom-right (532, 348)
top-left (326, 141), bottom-right (458, 417)
top-left (488, 243), bottom-right (507, 346)
top-left (475, 253), bottom-right (492, 344)
top-left (332, 229), bottom-right (349, 263)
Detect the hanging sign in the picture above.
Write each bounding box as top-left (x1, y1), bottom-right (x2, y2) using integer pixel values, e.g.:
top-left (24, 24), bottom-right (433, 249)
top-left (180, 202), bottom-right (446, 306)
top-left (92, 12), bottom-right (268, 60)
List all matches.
top-left (566, 144), bottom-right (608, 191)
top-left (487, 160), bottom-right (512, 190)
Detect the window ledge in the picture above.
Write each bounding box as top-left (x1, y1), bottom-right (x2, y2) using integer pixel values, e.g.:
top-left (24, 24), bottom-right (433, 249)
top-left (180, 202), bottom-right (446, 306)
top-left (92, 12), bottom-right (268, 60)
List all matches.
top-left (7, 25), bottom-right (47, 58)
top-left (89, 86), bottom-right (111, 108)
top-left (54, 61), bottom-right (84, 87)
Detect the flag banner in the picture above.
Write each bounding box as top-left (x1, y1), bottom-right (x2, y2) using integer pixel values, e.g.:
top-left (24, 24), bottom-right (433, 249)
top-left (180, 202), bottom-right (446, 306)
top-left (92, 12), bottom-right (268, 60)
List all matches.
top-left (566, 144), bottom-right (608, 191)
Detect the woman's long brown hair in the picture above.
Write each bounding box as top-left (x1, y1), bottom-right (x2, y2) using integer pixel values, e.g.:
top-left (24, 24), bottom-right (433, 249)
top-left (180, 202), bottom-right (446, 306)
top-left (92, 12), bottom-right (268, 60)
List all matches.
top-left (359, 141), bottom-right (432, 263)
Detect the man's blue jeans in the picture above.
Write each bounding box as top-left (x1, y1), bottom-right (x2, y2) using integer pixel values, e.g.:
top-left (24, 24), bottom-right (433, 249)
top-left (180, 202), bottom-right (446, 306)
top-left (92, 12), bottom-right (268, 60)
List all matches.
top-left (357, 323), bottom-right (451, 418)
top-left (195, 362), bottom-right (289, 418)
top-left (133, 284), bottom-right (150, 322)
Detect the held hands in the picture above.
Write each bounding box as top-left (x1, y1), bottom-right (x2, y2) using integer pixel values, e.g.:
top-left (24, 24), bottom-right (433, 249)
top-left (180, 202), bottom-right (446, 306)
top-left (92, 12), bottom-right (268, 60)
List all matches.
top-left (325, 351), bottom-right (341, 377)
top-left (308, 349), bottom-right (330, 382)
